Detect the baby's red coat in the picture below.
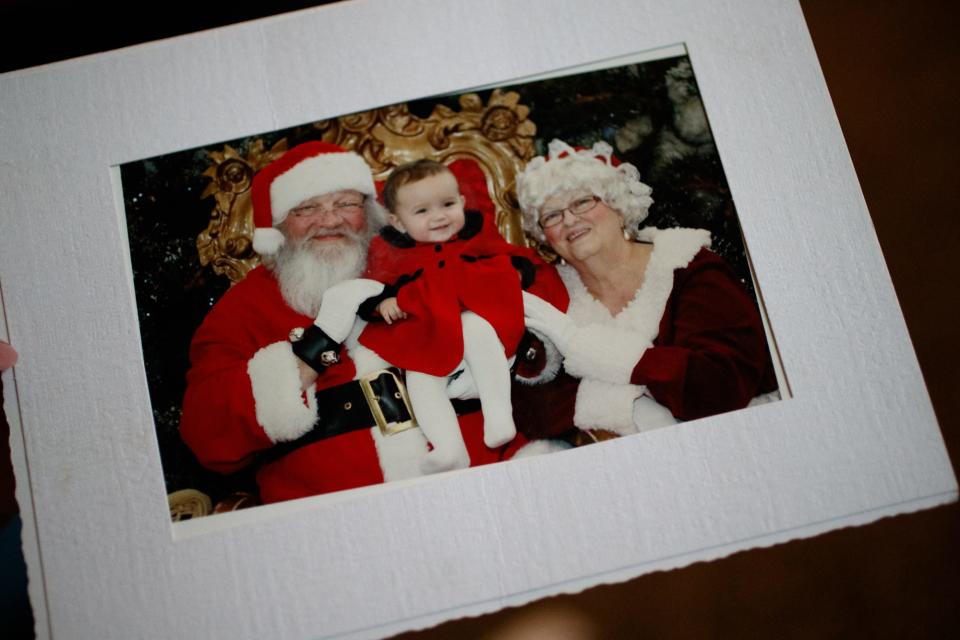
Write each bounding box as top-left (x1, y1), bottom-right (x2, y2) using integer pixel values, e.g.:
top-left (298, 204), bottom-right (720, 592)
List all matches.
top-left (360, 210), bottom-right (534, 376)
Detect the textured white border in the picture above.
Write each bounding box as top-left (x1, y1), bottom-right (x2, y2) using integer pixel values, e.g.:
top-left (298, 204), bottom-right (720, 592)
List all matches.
top-left (0, 296), bottom-right (51, 640)
top-left (0, 1), bottom-right (955, 639)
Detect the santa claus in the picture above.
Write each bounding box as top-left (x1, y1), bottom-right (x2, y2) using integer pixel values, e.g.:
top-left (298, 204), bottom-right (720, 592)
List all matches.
top-left (179, 141), bottom-right (565, 504)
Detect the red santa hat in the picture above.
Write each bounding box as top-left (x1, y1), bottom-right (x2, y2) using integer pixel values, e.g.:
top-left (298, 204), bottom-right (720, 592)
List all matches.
top-left (517, 139), bottom-right (653, 241)
top-left (250, 141), bottom-right (377, 255)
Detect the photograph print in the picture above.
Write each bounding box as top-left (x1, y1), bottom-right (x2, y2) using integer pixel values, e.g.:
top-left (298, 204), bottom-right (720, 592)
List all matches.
top-left (119, 44), bottom-right (782, 523)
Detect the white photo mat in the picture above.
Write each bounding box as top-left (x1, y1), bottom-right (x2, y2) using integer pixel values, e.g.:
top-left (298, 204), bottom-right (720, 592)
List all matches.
top-left (0, 1), bottom-right (954, 639)
top-left (137, 41), bottom-right (789, 538)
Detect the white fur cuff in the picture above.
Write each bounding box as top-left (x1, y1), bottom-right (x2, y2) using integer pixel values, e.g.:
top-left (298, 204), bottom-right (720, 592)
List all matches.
top-left (247, 341), bottom-right (318, 443)
top-left (563, 324), bottom-right (650, 384)
top-left (574, 379), bottom-right (641, 435)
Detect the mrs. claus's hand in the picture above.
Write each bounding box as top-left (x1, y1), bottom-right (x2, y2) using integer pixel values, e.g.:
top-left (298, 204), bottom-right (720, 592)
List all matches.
top-left (521, 292), bottom-right (650, 384)
top-left (521, 292), bottom-right (576, 353)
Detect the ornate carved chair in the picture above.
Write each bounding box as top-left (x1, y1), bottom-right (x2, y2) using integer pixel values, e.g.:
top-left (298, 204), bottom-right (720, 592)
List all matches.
top-left (169, 90), bottom-right (539, 521)
top-left (197, 89), bottom-right (537, 284)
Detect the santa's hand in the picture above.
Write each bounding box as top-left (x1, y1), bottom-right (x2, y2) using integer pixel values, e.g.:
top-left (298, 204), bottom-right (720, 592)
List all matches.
top-left (315, 278), bottom-right (385, 342)
top-left (522, 291), bottom-right (650, 384)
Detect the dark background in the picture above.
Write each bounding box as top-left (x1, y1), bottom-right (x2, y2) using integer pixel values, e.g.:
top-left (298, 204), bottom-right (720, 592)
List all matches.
top-left (1, 0), bottom-right (957, 637)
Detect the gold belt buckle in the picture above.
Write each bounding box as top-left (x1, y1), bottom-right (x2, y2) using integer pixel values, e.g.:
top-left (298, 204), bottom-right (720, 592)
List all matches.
top-left (358, 369), bottom-right (418, 436)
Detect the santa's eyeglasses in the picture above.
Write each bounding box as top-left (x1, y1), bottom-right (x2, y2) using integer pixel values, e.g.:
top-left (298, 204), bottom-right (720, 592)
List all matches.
top-left (289, 197), bottom-right (365, 218)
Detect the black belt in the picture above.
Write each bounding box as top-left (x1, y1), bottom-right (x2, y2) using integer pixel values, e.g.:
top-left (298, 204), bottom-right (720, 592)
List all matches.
top-left (259, 367), bottom-right (481, 465)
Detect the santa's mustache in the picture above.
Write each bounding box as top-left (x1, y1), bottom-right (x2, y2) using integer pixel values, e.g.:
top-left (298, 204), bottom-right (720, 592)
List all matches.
top-left (293, 226), bottom-right (366, 246)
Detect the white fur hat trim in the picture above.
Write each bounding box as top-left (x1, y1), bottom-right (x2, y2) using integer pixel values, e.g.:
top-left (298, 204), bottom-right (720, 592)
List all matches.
top-left (270, 151), bottom-right (376, 225)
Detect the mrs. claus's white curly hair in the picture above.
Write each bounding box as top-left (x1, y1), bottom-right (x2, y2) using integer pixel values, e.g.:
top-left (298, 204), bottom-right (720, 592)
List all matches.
top-left (517, 139), bottom-right (654, 242)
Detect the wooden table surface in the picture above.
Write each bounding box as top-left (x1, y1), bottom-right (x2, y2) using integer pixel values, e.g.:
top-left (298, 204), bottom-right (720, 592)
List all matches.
top-left (1, 1), bottom-right (956, 638)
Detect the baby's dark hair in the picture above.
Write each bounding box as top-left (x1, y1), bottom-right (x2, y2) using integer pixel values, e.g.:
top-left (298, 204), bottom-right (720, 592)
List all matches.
top-left (382, 159), bottom-right (453, 213)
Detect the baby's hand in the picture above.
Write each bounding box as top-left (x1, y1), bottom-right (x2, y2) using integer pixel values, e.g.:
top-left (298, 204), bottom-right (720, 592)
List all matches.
top-left (378, 297), bottom-right (407, 324)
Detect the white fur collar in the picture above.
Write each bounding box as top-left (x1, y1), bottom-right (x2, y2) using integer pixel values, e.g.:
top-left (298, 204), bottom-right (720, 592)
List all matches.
top-left (559, 226), bottom-right (710, 344)
top-left (557, 227), bottom-right (710, 435)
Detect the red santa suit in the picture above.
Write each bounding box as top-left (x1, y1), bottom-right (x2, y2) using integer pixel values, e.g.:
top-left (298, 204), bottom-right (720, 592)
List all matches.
top-left (514, 227), bottom-right (778, 440)
top-left (180, 266), bottom-right (540, 504)
top-left (358, 209), bottom-right (539, 376)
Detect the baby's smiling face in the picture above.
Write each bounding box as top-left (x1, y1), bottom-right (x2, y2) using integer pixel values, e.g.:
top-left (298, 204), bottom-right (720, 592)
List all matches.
top-left (388, 171), bottom-right (466, 244)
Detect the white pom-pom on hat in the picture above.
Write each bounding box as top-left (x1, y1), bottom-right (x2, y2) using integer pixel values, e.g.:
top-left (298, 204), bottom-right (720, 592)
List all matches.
top-left (251, 227), bottom-right (285, 256)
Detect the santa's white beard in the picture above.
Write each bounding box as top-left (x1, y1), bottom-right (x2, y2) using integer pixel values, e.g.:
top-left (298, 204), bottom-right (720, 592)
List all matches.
top-left (270, 228), bottom-right (371, 317)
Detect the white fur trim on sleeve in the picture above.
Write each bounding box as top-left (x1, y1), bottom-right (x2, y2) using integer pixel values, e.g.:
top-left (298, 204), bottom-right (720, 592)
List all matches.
top-left (562, 324), bottom-right (651, 384)
top-left (247, 341), bottom-right (318, 443)
top-left (573, 379), bottom-right (642, 435)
